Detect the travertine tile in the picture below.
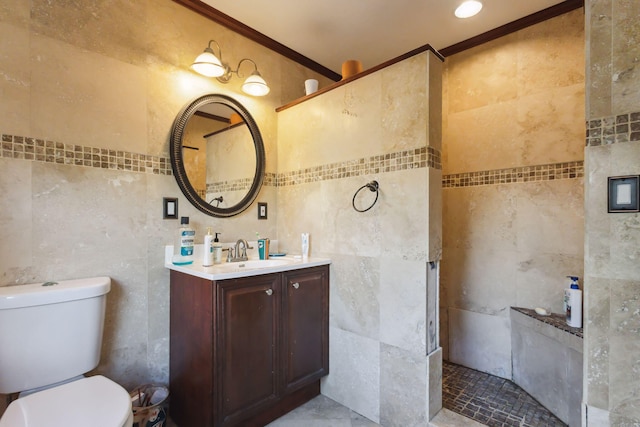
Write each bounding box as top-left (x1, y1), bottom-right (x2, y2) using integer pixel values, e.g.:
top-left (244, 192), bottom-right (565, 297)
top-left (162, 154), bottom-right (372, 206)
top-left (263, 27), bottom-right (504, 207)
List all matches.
top-left (0, 23), bottom-right (30, 137)
top-left (609, 279), bottom-right (640, 420)
top-left (379, 259), bottom-right (426, 354)
top-left (445, 33), bottom-right (519, 114)
top-left (517, 9), bottom-right (585, 97)
top-left (448, 308), bottom-right (512, 379)
top-left (30, 35), bottom-right (148, 152)
top-left (0, 158), bottom-right (32, 275)
top-left (611, 0), bottom-right (640, 114)
top-left (586, 0), bottom-right (613, 118)
top-left (379, 343), bottom-right (428, 427)
top-left (329, 255), bottom-right (380, 340)
top-left (583, 275), bottom-right (611, 410)
top-left (321, 327), bottom-right (380, 423)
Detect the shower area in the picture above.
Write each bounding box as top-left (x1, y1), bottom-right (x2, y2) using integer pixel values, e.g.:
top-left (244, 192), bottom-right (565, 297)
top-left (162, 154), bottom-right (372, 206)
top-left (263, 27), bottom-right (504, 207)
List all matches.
top-left (439, 7), bottom-right (585, 427)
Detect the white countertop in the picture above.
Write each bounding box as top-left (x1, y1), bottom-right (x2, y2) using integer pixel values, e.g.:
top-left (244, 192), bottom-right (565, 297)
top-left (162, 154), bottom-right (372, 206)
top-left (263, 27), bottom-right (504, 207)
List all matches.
top-left (165, 245), bottom-right (331, 281)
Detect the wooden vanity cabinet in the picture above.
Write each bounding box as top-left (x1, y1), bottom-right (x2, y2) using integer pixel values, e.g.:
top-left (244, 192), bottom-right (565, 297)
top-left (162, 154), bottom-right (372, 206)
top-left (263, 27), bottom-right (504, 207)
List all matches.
top-left (169, 265), bottom-right (329, 427)
top-left (281, 267), bottom-right (329, 394)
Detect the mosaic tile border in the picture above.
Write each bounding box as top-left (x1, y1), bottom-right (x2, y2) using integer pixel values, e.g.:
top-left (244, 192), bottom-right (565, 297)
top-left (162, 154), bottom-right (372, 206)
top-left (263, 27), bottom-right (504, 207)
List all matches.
top-left (442, 161), bottom-right (584, 188)
top-left (0, 134), bottom-right (442, 191)
top-left (1, 134), bottom-right (172, 175)
top-left (586, 111), bottom-right (640, 146)
top-left (0, 133), bottom-right (585, 192)
top-left (277, 146), bottom-right (441, 187)
top-left (1, 133), bottom-right (442, 187)
top-left (206, 178), bottom-right (253, 194)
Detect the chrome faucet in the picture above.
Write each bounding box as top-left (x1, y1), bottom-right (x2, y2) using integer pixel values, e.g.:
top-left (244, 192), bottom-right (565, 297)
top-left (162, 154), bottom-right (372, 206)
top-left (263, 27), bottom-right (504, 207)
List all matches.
top-left (232, 239), bottom-right (252, 262)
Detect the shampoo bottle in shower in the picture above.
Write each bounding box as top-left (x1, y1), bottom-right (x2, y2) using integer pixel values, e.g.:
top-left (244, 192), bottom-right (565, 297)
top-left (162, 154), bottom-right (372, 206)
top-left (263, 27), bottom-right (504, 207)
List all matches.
top-left (172, 216), bottom-right (195, 265)
top-left (564, 276), bottom-right (582, 328)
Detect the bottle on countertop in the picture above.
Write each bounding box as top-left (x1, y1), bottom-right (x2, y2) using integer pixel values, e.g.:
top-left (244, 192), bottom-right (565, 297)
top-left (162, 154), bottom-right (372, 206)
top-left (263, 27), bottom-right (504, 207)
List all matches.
top-left (564, 276), bottom-right (582, 328)
top-left (203, 227), bottom-right (214, 267)
top-left (213, 232), bottom-right (223, 264)
top-left (172, 216), bottom-right (195, 265)
top-left (301, 233), bottom-right (309, 260)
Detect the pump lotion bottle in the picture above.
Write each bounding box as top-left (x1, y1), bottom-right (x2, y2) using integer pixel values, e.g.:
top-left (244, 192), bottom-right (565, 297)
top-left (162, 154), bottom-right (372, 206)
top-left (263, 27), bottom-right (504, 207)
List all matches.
top-left (213, 232), bottom-right (223, 264)
top-left (203, 227), bottom-right (214, 267)
top-left (564, 276), bottom-right (582, 328)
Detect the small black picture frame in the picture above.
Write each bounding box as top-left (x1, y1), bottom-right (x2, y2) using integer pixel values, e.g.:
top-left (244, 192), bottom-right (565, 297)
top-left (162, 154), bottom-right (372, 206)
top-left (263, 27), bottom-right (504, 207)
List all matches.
top-left (163, 197), bottom-right (179, 219)
top-left (608, 176), bottom-right (639, 213)
top-left (258, 202), bottom-right (268, 220)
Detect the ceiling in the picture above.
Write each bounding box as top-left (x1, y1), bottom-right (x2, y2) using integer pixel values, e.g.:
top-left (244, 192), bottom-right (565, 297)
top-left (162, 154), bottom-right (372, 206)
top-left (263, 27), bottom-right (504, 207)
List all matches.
top-left (198, 0), bottom-right (578, 76)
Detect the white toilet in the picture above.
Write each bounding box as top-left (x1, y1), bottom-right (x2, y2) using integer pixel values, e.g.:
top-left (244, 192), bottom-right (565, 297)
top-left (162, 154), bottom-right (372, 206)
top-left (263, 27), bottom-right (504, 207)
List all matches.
top-left (0, 277), bottom-right (134, 427)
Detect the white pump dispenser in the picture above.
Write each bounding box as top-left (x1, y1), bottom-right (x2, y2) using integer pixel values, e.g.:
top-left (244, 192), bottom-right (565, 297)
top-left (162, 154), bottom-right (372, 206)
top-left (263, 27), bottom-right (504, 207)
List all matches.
top-left (203, 227), bottom-right (214, 267)
top-left (213, 232), bottom-right (223, 264)
top-left (564, 276), bottom-right (582, 328)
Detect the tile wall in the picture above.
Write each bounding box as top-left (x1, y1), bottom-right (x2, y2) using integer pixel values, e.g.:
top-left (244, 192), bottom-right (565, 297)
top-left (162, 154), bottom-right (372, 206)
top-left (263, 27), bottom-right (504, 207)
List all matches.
top-left (441, 8), bottom-right (585, 378)
top-left (276, 51), bottom-right (443, 425)
top-left (584, 0), bottom-right (640, 424)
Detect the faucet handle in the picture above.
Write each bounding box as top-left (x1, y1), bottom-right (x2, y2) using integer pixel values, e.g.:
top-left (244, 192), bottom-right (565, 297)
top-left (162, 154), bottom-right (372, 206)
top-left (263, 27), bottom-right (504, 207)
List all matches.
top-left (226, 247), bottom-right (234, 262)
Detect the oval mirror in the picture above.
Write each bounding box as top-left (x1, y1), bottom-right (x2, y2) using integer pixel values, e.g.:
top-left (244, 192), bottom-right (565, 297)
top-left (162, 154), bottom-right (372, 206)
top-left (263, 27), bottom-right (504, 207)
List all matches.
top-left (170, 94), bottom-right (265, 217)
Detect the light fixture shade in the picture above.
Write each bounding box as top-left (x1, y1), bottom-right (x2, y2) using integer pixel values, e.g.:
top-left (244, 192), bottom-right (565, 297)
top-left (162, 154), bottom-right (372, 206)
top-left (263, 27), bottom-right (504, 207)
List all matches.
top-left (455, 0), bottom-right (483, 18)
top-left (191, 50), bottom-right (225, 77)
top-left (242, 71), bottom-right (270, 96)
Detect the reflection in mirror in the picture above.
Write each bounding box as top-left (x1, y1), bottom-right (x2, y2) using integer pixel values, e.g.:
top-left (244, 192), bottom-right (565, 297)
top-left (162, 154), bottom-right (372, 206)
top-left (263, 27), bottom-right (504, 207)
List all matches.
top-left (170, 94), bottom-right (265, 217)
top-left (182, 105), bottom-right (255, 208)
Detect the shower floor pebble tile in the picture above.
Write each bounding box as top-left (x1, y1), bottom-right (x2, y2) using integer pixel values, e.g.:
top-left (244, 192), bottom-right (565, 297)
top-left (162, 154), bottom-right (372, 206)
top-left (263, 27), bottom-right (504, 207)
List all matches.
top-left (443, 361), bottom-right (566, 426)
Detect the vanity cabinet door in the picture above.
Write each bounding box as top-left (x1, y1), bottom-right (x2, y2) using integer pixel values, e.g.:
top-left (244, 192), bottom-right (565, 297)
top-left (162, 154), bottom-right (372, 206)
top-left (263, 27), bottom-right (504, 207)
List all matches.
top-left (281, 266), bottom-right (329, 394)
top-left (216, 273), bottom-right (281, 427)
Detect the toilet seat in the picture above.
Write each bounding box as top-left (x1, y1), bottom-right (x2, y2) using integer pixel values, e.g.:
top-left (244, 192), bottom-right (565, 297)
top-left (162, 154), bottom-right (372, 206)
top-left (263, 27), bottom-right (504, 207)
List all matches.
top-left (0, 375), bottom-right (133, 427)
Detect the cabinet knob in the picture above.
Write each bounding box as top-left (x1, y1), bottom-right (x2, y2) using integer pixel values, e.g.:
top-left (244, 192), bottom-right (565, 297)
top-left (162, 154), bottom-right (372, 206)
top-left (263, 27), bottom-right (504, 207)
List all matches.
top-left (265, 289), bottom-right (273, 296)
top-left (292, 282), bottom-right (300, 289)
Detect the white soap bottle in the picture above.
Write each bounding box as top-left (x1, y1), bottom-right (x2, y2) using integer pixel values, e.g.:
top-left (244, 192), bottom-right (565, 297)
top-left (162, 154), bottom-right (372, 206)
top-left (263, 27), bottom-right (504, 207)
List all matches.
top-left (213, 232), bottom-right (223, 264)
top-left (172, 216), bottom-right (195, 265)
top-left (564, 276), bottom-right (582, 328)
top-left (203, 227), bottom-right (214, 267)
top-left (301, 233), bottom-right (309, 260)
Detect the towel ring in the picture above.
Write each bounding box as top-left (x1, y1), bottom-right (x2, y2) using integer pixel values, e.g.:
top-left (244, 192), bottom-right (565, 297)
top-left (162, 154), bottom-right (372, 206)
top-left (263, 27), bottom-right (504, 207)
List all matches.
top-left (352, 180), bottom-right (379, 212)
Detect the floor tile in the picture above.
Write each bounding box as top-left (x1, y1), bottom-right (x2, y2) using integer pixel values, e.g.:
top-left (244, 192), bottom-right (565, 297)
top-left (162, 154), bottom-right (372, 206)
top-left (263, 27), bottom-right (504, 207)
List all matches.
top-left (167, 361), bottom-right (567, 426)
top-left (442, 361), bottom-right (566, 426)
top-left (266, 395), bottom-right (378, 427)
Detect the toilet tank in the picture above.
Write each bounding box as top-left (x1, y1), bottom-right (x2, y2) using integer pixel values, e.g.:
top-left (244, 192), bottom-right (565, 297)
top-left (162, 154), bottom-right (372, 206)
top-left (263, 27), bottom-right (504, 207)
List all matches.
top-left (0, 277), bottom-right (111, 394)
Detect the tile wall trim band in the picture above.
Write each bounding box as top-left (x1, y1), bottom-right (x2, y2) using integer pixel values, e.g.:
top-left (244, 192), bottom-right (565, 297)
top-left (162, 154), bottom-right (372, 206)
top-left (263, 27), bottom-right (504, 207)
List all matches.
top-left (586, 111), bottom-right (640, 146)
top-left (1, 134), bottom-right (172, 175)
top-left (276, 146), bottom-right (441, 187)
top-left (442, 160), bottom-right (584, 188)
top-left (1, 133), bottom-right (442, 188)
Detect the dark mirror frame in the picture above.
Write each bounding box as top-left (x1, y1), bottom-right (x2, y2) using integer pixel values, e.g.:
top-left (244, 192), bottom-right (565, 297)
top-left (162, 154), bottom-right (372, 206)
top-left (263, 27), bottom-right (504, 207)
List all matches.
top-left (170, 94), bottom-right (266, 217)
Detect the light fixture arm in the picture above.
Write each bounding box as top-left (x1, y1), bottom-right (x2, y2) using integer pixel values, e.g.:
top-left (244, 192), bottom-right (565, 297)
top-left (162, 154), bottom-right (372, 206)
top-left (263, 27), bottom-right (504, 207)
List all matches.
top-left (216, 58), bottom-right (259, 84)
top-left (204, 40), bottom-right (223, 61)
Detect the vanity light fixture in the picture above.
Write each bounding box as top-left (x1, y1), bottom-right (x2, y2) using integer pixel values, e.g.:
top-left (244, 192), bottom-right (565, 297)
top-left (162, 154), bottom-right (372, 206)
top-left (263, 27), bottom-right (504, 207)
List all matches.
top-left (191, 40), bottom-right (270, 96)
top-left (454, 0), bottom-right (483, 18)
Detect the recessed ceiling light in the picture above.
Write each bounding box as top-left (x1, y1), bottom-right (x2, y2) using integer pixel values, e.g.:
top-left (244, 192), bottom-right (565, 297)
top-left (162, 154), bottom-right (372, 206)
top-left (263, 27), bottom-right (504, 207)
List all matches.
top-left (455, 1), bottom-right (483, 18)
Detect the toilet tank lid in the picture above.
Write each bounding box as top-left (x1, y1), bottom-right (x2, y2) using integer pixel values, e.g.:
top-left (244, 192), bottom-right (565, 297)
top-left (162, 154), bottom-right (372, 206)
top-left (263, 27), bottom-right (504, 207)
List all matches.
top-left (0, 277), bottom-right (111, 310)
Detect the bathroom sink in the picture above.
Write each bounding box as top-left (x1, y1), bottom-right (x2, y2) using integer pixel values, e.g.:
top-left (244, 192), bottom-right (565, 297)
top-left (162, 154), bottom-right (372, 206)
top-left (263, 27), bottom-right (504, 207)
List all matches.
top-left (234, 259), bottom-right (293, 268)
top-left (212, 258), bottom-right (294, 272)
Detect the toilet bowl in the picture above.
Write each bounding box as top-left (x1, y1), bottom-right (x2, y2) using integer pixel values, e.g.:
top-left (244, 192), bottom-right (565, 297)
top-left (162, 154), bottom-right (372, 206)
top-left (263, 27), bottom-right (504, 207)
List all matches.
top-left (0, 277), bottom-right (133, 426)
top-left (0, 376), bottom-right (133, 427)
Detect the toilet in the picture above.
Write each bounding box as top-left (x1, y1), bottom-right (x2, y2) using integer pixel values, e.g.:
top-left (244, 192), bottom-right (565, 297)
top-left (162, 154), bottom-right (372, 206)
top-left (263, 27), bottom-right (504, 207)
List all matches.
top-left (0, 277), bottom-right (134, 427)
